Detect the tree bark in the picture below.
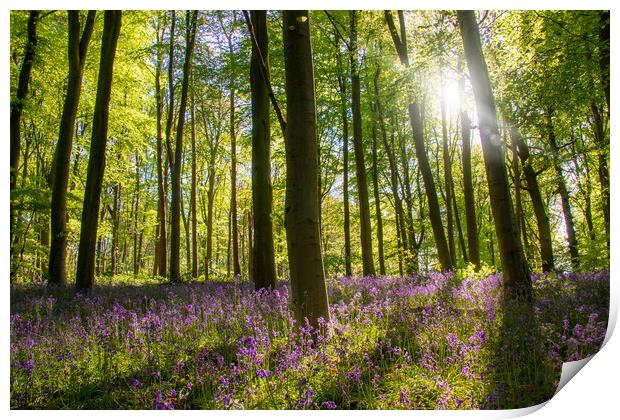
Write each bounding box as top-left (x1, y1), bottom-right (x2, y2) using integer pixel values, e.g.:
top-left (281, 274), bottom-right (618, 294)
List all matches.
top-left (169, 11), bottom-right (198, 282)
top-left (220, 12), bottom-right (242, 278)
top-left (461, 111), bottom-right (480, 270)
top-left (154, 15), bottom-right (167, 277)
top-left (250, 10), bottom-right (277, 289)
top-left (590, 102), bottom-right (609, 254)
top-left (337, 69), bottom-right (352, 277)
top-left (598, 11), bottom-right (610, 112)
top-left (75, 11), bottom-right (122, 294)
top-left (371, 121), bottom-right (386, 275)
top-left (409, 103), bottom-right (453, 271)
top-left (111, 183), bottom-right (121, 275)
top-left (283, 10), bottom-right (330, 325)
top-left (458, 10), bottom-right (531, 301)
top-left (49, 11), bottom-right (96, 286)
top-left (385, 10), bottom-right (451, 271)
top-left (349, 11), bottom-right (375, 276)
top-left (10, 11), bottom-right (39, 260)
top-left (512, 127), bottom-right (555, 272)
top-left (546, 112), bottom-right (579, 270)
top-left (190, 80), bottom-right (198, 279)
top-left (440, 80), bottom-right (456, 267)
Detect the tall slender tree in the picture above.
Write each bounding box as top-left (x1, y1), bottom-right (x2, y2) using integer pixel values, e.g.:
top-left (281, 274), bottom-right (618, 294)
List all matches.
top-left (461, 109), bottom-right (480, 270)
top-left (49, 11), bottom-right (96, 286)
top-left (249, 10), bottom-right (277, 289)
top-left (283, 10), bottom-right (330, 325)
top-left (169, 10), bottom-right (198, 283)
top-left (349, 11), bottom-right (375, 276)
top-left (153, 14), bottom-right (167, 277)
top-left (458, 10), bottom-right (531, 302)
top-left (10, 11), bottom-right (39, 260)
top-left (385, 10), bottom-right (452, 271)
top-left (511, 126), bottom-right (554, 272)
top-left (75, 11), bottom-right (122, 294)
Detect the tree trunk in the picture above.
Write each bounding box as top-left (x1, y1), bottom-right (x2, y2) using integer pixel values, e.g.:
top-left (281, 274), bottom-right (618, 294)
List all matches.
top-left (440, 80), bottom-right (456, 267)
top-left (349, 11), bottom-right (375, 276)
top-left (10, 10), bottom-right (39, 259)
top-left (75, 11), bottom-right (122, 294)
top-left (385, 10), bottom-right (451, 271)
top-left (546, 112), bottom-right (579, 270)
top-left (371, 121), bottom-right (386, 275)
top-left (337, 70), bottom-right (352, 277)
top-left (154, 15), bottom-right (167, 278)
top-left (590, 102), bottom-right (609, 255)
top-left (111, 183), bottom-right (121, 275)
top-left (598, 11), bottom-right (610, 112)
top-left (512, 127), bottom-right (555, 272)
top-left (461, 111), bottom-right (480, 270)
top-left (409, 103), bottom-right (453, 271)
top-left (283, 10), bottom-right (330, 325)
top-left (133, 153), bottom-right (141, 276)
top-left (49, 11), bottom-right (96, 286)
top-left (249, 10), bottom-right (277, 289)
top-left (374, 67), bottom-right (410, 273)
top-left (190, 81), bottom-right (198, 279)
top-left (220, 12), bottom-right (242, 278)
top-left (169, 11), bottom-right (197, 282)
top-left (458, 10), bottom-right (531, 301)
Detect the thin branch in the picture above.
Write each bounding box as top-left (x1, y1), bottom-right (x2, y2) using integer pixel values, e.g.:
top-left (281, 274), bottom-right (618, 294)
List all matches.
top-left (241, 10), bottom-right (286, 134)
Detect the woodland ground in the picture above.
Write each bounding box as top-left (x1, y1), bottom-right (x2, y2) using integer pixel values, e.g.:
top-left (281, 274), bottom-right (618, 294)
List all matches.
top-left (10, 269), bottom-right (609, 410)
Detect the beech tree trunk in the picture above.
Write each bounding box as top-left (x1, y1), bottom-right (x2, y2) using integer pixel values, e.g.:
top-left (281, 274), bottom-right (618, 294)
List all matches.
top-left (349, 11), bottom-right (375, 276)
top-left (458, 10), bottom-right (531, 301)
top-left (190, 83), bottom-right (198, 279)
top-left (546, 112), bottom-right (579, 270)
top-left (75, 11), bottom-right (122, 294)
top-left (169, 11), bottom-right (197, 282)
top-left (250, 10), bottom-right (277, 289)
top-left (440, 82), bottom-right (456, 267)
top-left (385, 10), bottom-right (451, 271)
top-left (371, 121), bottom-right (386, 275)
top-left (154, 16), bottom-right (167, 277)
top-left (511, 127), bottom-right (554, 272)
top-left (461, 111), bottom-right (480, 270)
top-left (111, 183), bottom-right (121, 275)
top-left (10, 11), bottom-right (39, 265)
top-left (337, 69), bottom-right (353, 277)
top-left (49, 11), bottom-right (96, 286)
top-left (409, 103), bottom-right (453, 271)
top-left (283, 10), bottom-right (330, 326)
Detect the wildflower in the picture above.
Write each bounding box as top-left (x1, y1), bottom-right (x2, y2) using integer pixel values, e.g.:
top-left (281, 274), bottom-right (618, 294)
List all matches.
top-left (399, 388), bottom-right (410, 405)
top-left (322, 401), bottom-right (337, 409)
top-left (130, 378), bottom-right (142, 389)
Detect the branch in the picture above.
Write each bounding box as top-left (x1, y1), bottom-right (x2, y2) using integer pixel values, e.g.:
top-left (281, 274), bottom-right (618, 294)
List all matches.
top-left (323, 11), bottom-right (350, 50)
top-left (242, 10), bottom-right (286, 134)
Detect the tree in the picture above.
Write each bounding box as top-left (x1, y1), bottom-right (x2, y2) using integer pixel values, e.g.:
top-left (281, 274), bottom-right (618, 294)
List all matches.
top-left (511, 126), bottom-right (555, 272)
top-left (460, 109), bottom-right (480, 270)
top-left (153, 14), bottom-right (167, 277)
top-left (48, 11), bottom-right (96, 286)
top-left (385, 10), bottom-right (452, 271)
top-left (249, 10), bottom-right (277, 290)
top-left (219, 12), bottom-right (242, 278)
top-left (10, 10), bottom-right (39, 260)
top-left (349, 11), bottom-right (375, 276)
top-left (169, 10), bottom-right (198, 283)
top-left (458, 10), bottom-right (531, 301)
top-left (283, 10), bottom-right (330, 325)
top-left (75, 11), bottom-right (123, 294)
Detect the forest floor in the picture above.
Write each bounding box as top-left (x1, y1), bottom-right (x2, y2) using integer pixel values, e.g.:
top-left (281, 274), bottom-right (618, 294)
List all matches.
top-left (10, 269), bottom-right (609, 409)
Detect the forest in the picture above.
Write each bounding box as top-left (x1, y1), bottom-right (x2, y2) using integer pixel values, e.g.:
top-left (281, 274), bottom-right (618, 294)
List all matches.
top-left (10, 10), bottom-right (610, 410)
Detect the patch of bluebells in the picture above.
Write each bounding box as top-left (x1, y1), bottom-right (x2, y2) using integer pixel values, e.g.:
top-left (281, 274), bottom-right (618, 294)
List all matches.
top-left (10, 271), bottom-right (609, 409)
